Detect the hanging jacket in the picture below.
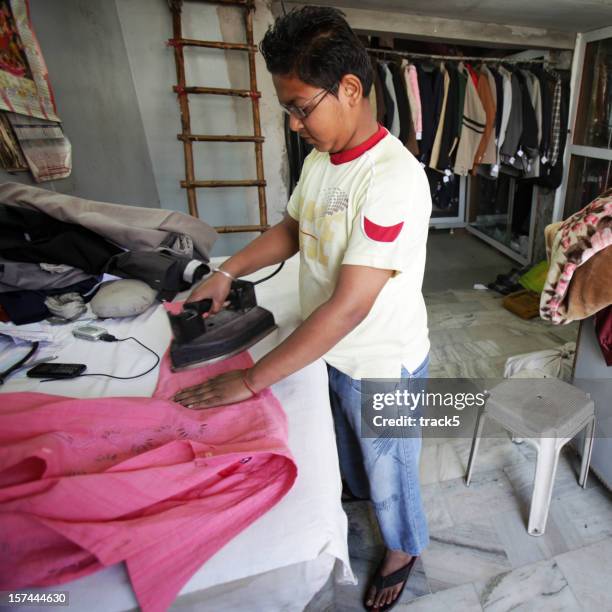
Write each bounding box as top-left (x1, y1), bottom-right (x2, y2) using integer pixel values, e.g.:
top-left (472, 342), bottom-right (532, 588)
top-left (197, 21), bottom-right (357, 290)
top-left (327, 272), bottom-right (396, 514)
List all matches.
top-left (376, 62), bottom-right (395, 132)
top-left (532, 67), bottom-right (553, 162)
top-left (453, 62), bottom-right (486, 176)
top-left (402, 61), bottom-right (422, 140)
top-left (494, 65), bottom-right (514, 175)
top-left (550, 76), bottom-right (563, 166)
top-left (500, 69), bottom-right (523, 167)
top-left (472, 65), bottom-right (497, 169)
top-left (524, 76), bottom-right (569, 189)
top-left (521, 69), bottom-right (543, 176)
top-left (389, 61), bottom-right (418, 155)
top-left (436, 63), bottom-right (461, 171)
top-left (380, 62), bottom-right (400, 137)
top-left (430, 63), bottom-right (450, 169)
top-left (373, 63), bottom-right (387, 126)
top-left (517, 69), bottom-right (539, 160)
top-left (368, 82), bottom-right (378, 121)
top-left (416, 62), bottom-right (445, 165)
top-left (491, 66), bottom-right (504, 142)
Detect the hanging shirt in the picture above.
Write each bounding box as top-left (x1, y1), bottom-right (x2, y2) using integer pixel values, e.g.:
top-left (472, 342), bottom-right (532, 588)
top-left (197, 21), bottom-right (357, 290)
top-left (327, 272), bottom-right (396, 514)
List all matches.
top-left (472, 65), bottom-right (497, 168)
top-left (376, 62), bottom-right (394, 131)
top-left (454, 62), bottom-right (486, 176)
top-left (497, 66), bottom-right (513, 160)
top-left (381, 62), bottom-right (401, 138)
top-left (521, 69), bottom-right (542, 176)
top-left (500, 70), bottom-right (523, 165)
top-left (368, 83), bottom-right (378, 121)
top-left (402, 61), bottom-right (422, 140)
top-left (389, 61), bottom-right (418, 156)
top-left (430, 63), bottom-right (450, 169)
top-left (491, 67), bottom-right (504, 141)
top-left (373, 64), bottom-right (387, 126)
top-left (437, 63), bottom-right (461, 171)
top-left (535, 68), bottom-right (555, 161)
top-left (550, 77), bottom-right (562, 166)
top-left (416, 62), bottom-right (445, 166)
top-left (286, 124), bottom-right (431, 379)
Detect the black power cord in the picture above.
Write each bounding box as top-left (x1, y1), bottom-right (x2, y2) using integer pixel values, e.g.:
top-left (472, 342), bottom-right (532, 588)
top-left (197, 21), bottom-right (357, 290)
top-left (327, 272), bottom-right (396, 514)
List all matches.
top-left (0, 341), bottom-right (39, 385)
top-left (41, 335), bottom-right (160, 382)
top-left (252, 261), bottom-right (285, 286)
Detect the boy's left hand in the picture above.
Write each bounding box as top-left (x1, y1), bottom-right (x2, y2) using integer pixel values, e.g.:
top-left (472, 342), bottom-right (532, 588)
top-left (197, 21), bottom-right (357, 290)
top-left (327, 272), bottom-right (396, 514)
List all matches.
top-left (173, 369), bottom-right (254, 409)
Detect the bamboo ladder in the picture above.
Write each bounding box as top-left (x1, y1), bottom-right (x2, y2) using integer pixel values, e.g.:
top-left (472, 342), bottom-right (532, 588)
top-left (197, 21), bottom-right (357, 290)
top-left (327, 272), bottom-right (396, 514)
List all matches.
top-left (167, 0), bottom-right (268, 234)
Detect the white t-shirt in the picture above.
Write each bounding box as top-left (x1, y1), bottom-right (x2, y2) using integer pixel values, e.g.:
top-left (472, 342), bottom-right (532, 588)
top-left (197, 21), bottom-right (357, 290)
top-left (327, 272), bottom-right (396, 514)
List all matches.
top-left (286, 124), bottom-right (431, 379)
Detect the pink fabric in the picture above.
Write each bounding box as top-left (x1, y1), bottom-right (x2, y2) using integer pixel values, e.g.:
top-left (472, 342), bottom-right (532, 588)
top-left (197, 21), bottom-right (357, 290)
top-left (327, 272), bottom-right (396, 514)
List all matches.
top-left (0, 351), bottom-right (297, 612)
top-left (407, 64), bottom-right (422, 138)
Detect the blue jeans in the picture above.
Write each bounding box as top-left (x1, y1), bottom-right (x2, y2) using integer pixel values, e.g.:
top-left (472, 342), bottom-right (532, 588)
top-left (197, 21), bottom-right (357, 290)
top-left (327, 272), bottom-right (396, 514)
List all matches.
top-left (327, 355), bottom-right (430, 555)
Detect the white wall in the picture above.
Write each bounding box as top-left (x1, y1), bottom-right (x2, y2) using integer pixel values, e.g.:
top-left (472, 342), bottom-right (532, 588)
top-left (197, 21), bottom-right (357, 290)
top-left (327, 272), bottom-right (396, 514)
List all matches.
top-left (115, 0), bottom-right (288, 256)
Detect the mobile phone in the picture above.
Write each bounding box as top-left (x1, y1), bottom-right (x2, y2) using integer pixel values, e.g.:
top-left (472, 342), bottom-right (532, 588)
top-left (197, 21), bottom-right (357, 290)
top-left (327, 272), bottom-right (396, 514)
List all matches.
top-left (27, 363), bottom-right (87, 379)
top-left (72, 325), bottom-right (108, 341)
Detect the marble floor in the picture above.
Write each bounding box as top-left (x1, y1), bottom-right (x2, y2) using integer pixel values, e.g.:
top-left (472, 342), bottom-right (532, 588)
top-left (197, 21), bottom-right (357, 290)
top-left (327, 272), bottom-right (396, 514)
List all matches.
top-left (305, 234), bottom-right (612, 611)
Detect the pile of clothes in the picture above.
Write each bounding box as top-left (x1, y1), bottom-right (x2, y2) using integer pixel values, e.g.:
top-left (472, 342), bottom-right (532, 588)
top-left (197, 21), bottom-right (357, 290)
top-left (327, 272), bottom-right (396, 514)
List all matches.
top-left (0, 183), bottom-right (217, 325)
top-left (369, 57), bottom-right (570, 189)
top-left (541, 188), bottom-right (612, 364)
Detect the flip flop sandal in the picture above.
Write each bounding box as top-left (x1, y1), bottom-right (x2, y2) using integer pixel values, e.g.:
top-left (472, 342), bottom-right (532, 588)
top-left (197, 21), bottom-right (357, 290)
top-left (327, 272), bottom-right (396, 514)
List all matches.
top-left (364, 555), bottom-right (417, 611)
top-left (487, 281), bottom-right (514, 295)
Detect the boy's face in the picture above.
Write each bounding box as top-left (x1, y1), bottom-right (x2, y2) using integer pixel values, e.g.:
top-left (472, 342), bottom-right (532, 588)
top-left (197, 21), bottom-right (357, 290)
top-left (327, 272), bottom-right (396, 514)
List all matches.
top-left (273, 73), bottom-right (360, 154)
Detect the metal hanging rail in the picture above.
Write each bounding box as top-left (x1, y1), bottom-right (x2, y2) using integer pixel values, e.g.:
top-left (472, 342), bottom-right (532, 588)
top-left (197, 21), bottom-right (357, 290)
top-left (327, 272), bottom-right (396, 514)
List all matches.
top-left (366, 47), bottom-right (549, 63)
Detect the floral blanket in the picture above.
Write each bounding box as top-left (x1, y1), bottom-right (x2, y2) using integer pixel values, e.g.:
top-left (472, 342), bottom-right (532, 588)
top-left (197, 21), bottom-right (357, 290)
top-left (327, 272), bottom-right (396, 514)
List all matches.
top-left (541, 189), bottom-right (612, 323)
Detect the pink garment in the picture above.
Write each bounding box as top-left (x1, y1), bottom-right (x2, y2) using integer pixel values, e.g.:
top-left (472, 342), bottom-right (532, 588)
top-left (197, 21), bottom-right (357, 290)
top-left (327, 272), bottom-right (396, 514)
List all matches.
top-left (406, 63), bottom-right (422, 140)
top-left (0, 351), bottom-right (297, 612)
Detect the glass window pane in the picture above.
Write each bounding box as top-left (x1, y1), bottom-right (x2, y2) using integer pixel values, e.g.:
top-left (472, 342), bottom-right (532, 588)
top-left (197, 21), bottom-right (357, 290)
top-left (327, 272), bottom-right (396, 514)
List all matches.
top-left (574, 37), bottom-right (612, 149)
top-left (564, 155), bottom-right (612, 218)
top-left (468, 174), bottom-right (533, 259)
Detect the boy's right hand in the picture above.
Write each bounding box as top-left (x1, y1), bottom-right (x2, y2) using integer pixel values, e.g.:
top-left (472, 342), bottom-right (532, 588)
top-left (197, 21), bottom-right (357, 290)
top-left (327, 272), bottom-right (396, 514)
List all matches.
top-left (185, 272), bottom-right (233, 315)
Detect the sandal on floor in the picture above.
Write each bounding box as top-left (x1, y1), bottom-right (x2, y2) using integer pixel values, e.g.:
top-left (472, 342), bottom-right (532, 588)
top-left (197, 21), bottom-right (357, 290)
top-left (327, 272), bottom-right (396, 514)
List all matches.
top-left (363, 556), bottom-right (417, 611)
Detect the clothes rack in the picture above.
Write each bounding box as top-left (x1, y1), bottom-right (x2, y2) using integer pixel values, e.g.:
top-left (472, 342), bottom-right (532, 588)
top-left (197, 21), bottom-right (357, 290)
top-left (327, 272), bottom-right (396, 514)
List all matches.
top-left (366, 47), bottom-right (549, 64)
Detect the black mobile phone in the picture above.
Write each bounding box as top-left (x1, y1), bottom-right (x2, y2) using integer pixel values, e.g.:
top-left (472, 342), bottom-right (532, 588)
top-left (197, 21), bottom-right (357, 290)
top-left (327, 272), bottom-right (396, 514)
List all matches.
top-left (27, 363), bottom-right (87, 379)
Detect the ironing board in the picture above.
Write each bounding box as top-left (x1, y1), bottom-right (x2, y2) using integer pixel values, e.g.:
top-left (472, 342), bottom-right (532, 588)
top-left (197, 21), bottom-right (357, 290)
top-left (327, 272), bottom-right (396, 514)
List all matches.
top-left (0, 254), bottom-right (355, 611)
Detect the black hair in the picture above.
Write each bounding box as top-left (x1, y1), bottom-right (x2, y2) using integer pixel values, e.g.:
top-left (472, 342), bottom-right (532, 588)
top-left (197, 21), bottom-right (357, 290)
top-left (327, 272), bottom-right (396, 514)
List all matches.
top-left (259, 6), bottom-right (373, 98)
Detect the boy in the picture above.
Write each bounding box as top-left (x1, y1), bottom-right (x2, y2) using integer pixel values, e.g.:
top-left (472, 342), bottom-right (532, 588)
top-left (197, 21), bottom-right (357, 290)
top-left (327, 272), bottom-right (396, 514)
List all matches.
top-left (174, 6), bottom-right (432, 610)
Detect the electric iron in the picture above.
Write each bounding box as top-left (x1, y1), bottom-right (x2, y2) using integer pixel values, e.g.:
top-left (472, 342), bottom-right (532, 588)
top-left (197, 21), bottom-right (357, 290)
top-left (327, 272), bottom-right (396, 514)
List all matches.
top-left (167, 278), bottom-right (277, 370)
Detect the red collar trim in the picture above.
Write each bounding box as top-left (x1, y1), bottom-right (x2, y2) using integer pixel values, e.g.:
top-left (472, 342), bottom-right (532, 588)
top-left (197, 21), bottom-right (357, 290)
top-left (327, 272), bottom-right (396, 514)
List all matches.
top-left (329, 124), bottom-right (388, 165)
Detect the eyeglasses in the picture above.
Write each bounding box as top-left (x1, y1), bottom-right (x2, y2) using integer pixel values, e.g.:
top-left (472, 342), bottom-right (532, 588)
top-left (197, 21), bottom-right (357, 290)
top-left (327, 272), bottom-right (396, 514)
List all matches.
top-left (280, 85), bottom-right (336, 120)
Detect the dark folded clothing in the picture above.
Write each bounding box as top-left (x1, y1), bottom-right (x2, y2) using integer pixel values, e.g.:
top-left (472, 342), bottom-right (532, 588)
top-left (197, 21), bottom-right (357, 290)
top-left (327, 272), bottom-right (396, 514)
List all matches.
top-left (0, 203), bottom-right (122, 275)
top-left (0, 277), bottom-right (99, 325)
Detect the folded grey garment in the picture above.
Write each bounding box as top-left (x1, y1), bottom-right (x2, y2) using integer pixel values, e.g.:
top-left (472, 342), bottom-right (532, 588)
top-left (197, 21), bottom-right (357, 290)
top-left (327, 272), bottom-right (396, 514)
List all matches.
top-left (0, 182), bottom-right (217, 259)
top-left (0, 257), bottom-right (94, 293)
top-left (91, 279), bottom-right (157, 318)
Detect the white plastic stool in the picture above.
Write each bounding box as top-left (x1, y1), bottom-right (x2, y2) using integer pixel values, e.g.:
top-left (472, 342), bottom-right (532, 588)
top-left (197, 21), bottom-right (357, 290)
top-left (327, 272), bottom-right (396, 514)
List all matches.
top-left (465, 378), bottom-right (595, 536)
